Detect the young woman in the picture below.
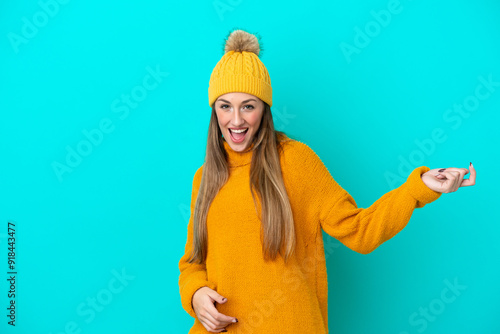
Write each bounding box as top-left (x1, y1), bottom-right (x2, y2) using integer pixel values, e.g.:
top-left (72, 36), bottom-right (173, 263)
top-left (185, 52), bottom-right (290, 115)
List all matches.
top-left (178, 29), bottom-right (476, 333)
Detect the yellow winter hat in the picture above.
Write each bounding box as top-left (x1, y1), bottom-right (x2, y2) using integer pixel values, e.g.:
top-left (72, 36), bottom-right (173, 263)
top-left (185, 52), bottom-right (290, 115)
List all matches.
top-left (208, 29), bottom-right (272, 107)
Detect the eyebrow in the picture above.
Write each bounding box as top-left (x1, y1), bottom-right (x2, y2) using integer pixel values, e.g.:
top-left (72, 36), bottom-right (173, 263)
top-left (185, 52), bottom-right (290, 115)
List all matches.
top-left (217, 98), bottom-right (257, 104)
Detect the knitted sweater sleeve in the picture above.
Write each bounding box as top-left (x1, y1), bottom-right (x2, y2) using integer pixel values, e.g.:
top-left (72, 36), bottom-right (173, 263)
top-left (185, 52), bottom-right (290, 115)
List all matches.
top-left (289, 141), bottom-right (442, 254)
top-left (178, 166), bottom-right (217, 318)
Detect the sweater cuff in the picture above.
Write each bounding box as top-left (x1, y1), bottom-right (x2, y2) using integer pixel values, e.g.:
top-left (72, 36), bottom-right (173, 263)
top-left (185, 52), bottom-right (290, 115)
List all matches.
top-left (405, 166), bottom-right (442, 207)
top-left (181, 279), bottom-right (217, 319)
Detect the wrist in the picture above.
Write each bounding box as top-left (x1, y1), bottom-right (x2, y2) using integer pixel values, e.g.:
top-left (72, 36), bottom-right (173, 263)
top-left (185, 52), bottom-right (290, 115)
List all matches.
top-left (192, 286), bottom-right (208, 309)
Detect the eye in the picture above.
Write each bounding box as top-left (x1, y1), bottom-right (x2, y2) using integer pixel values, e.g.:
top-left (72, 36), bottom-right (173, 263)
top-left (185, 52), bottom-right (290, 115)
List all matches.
top-left (220, 104), bottom-right (229, 109)
top-left (244, 105), bottom-right (254, 110)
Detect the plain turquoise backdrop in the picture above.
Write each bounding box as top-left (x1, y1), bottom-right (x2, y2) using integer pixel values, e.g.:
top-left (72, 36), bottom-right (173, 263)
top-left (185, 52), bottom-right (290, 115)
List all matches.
top-left (1, 0), bottom-right (498, 333)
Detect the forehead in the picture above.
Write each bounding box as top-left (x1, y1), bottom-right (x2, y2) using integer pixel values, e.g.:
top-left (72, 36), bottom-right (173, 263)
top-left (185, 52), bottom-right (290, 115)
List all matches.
top-left (216, 92), bottom-right (258, 102)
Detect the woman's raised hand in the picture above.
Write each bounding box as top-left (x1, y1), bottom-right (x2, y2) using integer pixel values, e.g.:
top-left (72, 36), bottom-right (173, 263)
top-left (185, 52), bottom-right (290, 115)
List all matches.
top-left (192, 286), bottom-right (238, 333)
top-left (421, 163), bottom-right (476, 193)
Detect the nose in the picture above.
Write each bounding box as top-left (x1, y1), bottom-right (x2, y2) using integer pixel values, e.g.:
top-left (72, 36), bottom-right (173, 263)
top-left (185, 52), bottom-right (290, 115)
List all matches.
top-left (231, 109), bottom-right (244, 126)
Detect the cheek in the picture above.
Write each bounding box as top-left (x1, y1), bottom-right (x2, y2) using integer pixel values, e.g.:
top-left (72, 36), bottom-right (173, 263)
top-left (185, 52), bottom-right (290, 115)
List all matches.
top-left (248, 113), bottom-right (263, 128)
top-left (216, 112), bottom-right (229, 127)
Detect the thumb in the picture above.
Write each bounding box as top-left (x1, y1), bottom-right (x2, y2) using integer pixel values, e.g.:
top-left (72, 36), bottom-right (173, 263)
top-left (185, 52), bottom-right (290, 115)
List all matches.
top-left (209, 290), bottom-right (228, 304)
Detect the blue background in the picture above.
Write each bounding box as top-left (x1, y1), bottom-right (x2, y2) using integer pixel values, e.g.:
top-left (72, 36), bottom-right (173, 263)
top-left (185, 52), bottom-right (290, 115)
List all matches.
top-left (1, 0), bottom-right (498, 333)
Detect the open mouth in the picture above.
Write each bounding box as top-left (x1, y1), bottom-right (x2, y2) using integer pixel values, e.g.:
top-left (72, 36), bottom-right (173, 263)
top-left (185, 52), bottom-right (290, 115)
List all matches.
top-left (229, 128), bottom-right (248, 143)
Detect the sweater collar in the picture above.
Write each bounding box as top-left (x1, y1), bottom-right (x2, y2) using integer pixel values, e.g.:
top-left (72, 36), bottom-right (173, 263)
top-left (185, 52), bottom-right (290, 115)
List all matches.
top-left (223, 138), bottom-right (255, 167)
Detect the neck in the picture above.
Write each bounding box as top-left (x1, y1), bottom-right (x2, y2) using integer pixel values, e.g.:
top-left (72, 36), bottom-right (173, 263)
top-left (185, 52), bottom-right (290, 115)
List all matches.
top-left (223, 138), bottom-right (255, 167)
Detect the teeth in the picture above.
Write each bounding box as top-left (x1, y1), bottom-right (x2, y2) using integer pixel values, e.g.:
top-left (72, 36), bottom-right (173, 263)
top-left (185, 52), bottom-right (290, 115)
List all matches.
top-left (230, 129), bottom-right (247, 133)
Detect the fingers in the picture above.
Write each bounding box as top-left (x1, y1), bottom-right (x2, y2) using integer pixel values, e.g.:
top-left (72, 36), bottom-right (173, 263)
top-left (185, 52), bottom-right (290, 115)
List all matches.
top-left (200, 307), bottom-right (235, 332)
top-left (461, 162), bottom-right (476, 187)
top-left (206, 302), bottom-right (237, 326)
top-left (198, 305), bottom-right (227, 332)
top-left (436, 167), bottom-right (469, 192)
top-left (207, 289), bottom-right (228, 305)
top-left (207, 290), bottom-right (238, 323)
top-left (438, 166), bottom-right (476, 188)
top-left (194, 288), bottom-right (237, 332)
top-left (200, 315), bottom-right (223, 332)
top-left (435, 167), bottom-right (469, 175)
top-left (199, 295), bottom-right (237, 332)
top-left (212, 310), bottom-right (238, 325)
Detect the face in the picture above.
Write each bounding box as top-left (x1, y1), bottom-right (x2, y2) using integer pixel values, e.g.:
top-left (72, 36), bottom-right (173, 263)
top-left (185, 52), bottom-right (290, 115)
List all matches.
top-left (215, 92), bottom-right (264, 152)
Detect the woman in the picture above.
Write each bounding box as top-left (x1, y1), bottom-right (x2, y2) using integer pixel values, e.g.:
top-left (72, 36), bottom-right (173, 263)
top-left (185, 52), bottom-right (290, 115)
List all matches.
top-left (178, 29), bottom-right (476, 333)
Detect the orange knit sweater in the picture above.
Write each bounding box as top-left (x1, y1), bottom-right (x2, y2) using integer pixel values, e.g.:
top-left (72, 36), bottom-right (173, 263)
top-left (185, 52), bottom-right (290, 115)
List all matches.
top-left (178, 135), bottom-right (442, 333)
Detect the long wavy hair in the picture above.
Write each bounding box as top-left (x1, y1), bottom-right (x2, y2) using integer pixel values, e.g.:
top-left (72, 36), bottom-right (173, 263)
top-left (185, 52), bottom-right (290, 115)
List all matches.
top-left (187, 101), bottom-right (296, 264)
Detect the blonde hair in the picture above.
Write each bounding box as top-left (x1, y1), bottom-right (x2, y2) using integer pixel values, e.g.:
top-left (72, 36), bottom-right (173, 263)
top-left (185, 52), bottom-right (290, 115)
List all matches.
top-left (187, 102), bottom-right (296, 264)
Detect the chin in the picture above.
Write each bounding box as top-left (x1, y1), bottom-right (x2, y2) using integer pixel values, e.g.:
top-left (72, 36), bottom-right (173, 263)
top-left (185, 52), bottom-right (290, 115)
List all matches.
top-left (231, 143), bottom-right (246, 152)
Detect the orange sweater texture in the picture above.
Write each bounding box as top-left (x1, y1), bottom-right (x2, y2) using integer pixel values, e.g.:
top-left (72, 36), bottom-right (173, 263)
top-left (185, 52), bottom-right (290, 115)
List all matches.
top-left (178, 135), bottom-right (442, 333)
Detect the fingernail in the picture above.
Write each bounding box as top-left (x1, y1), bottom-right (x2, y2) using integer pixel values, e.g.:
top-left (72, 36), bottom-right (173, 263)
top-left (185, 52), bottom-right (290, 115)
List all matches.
top-left (222, 297), bottom-right (227, 302)
top-left (470, 162), bottom-right (473, 166)
top-left (221, 330), bottom-right (228, 332)
top-left (233, 318), bottom-right (238, 323)
top-left (438, 168), bottom-right (446, 172)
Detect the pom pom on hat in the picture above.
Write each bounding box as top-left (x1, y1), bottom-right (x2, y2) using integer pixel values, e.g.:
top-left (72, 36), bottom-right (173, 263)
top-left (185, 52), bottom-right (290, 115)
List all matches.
top-left (224, 29), bottom-right (261, 56)
top-left (208, 28), bottom-right (272, 107)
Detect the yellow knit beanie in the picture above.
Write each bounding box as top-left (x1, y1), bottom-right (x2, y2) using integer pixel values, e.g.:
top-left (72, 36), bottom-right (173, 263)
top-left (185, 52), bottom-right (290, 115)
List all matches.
top-left (208, 29), bottom-right (272, 107)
